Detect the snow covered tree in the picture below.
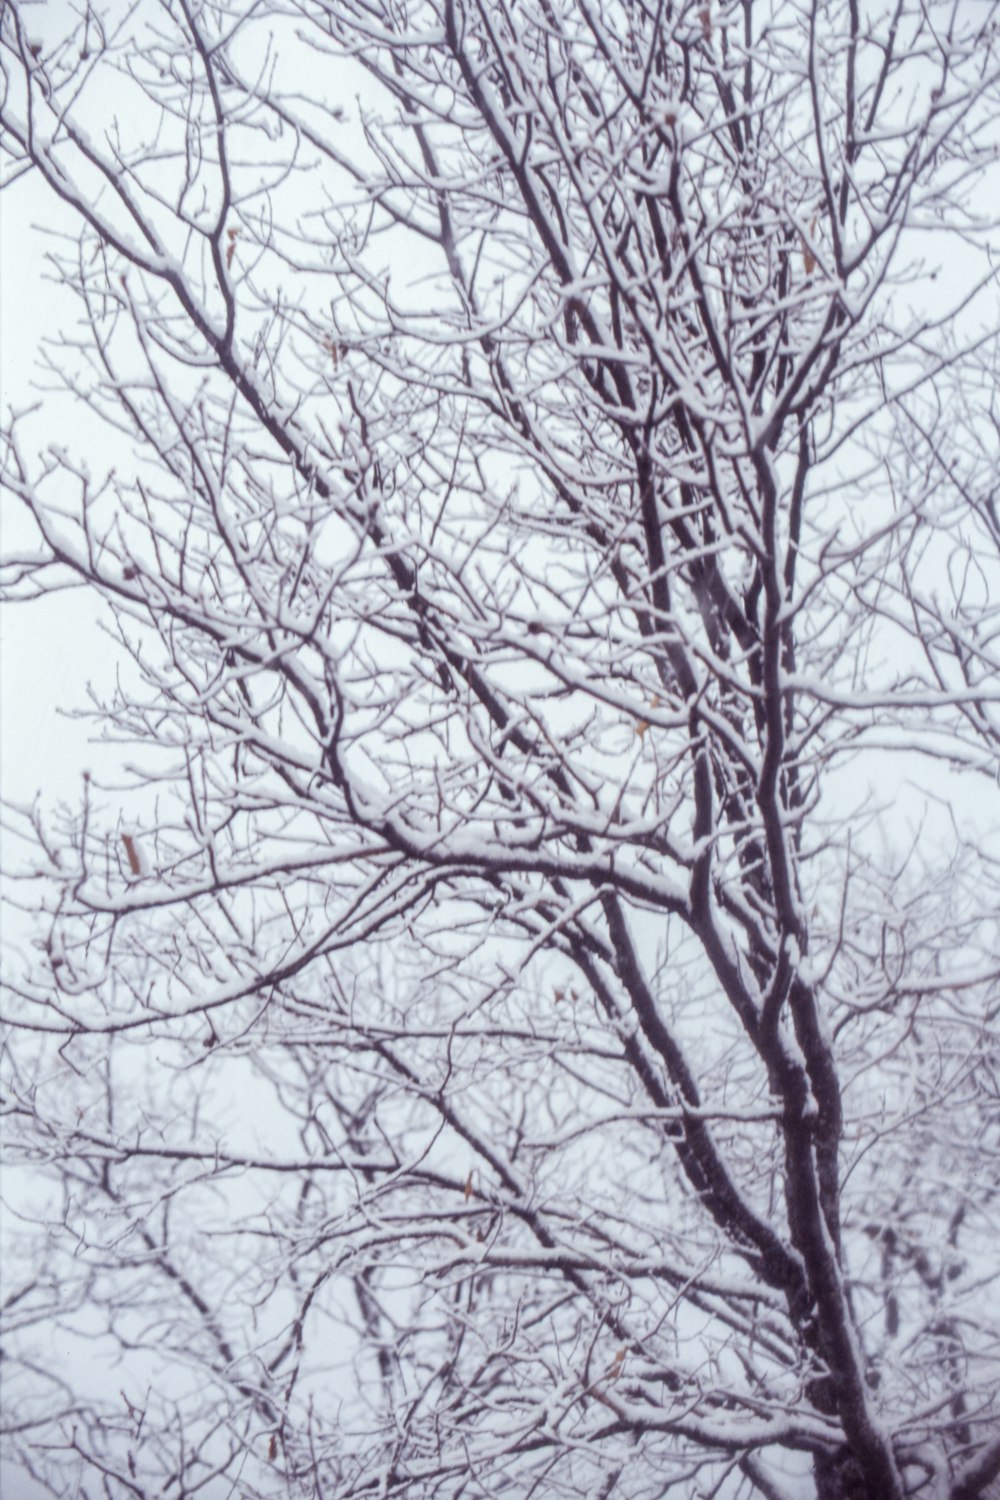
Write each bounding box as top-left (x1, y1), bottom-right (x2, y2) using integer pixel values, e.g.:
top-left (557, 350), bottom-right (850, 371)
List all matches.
top-left (2, 1), bottom-right (999, 1497)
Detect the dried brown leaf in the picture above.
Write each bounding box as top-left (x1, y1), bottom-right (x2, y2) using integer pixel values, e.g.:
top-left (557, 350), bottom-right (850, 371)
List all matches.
top-left (121, 833), bottom-right (141, 876)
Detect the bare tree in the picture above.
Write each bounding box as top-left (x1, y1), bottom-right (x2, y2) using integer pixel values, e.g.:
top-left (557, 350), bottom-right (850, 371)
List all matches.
top-left (2, 1), bottom-right (999, 1497)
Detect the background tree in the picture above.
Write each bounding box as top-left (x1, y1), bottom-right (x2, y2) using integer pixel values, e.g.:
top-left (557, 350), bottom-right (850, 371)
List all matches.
top-left (2, 1), bottom-right (1000, 1497)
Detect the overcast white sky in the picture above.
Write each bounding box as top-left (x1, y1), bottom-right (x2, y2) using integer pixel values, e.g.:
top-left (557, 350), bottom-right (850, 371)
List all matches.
top-left (1, 180), bottom-right (115, 814)
top-left (0, 158), bottom-right (133, 1500)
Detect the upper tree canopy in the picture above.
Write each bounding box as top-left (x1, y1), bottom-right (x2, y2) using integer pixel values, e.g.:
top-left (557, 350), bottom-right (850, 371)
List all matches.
top-left (2, 2), bottom-right (999, 1498)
